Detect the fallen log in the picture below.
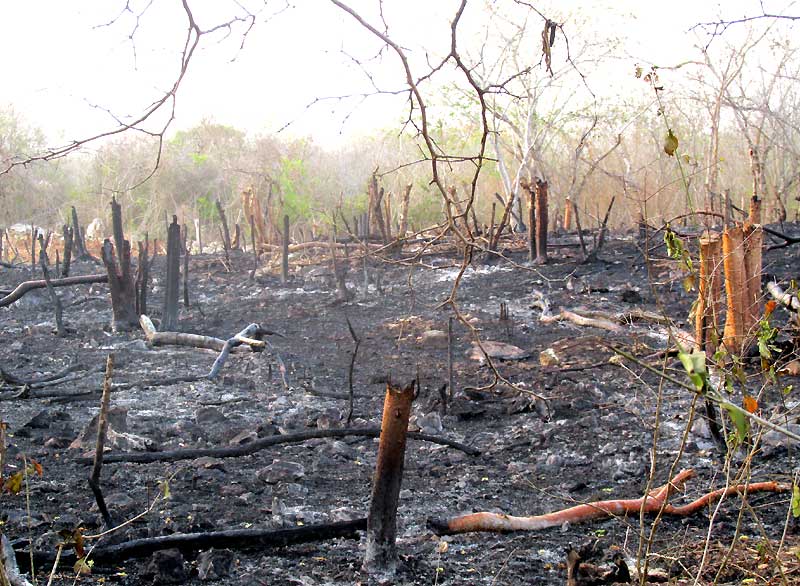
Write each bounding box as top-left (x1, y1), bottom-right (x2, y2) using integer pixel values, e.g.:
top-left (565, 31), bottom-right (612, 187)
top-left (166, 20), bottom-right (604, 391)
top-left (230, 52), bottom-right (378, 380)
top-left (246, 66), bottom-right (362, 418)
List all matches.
top-left (0, 274), bottom-right (107, 308)
top-left (75, 427), bottom-right (480, 464)
top-left (139, 315), bottom-right (269, 354)
top-left (0, 363), bottom-right (83, 386)
top-left (766, 281), bottom-right (800, 312)
top-left (15, 519), bottom-right (367, 568)
top-left (543, 308), bottom-right (624, 333)
top-left (429, 469), bottom-right (788, 534)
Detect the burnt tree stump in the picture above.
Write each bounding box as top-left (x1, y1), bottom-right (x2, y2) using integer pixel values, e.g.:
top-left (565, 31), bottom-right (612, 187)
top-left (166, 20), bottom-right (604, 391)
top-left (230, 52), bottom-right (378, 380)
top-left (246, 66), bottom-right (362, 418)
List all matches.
top-left (363, 380), bottom-right (416, 575)
top-left (101, 197), bottom-right (137, 331)
top-left (162, 216), bottom-right (181, 331)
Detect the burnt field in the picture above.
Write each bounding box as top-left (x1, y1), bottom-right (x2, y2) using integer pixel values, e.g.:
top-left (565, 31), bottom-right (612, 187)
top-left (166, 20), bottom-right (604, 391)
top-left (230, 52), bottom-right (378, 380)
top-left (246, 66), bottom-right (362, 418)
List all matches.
top-left (2, 230), bottom-right (800, 585)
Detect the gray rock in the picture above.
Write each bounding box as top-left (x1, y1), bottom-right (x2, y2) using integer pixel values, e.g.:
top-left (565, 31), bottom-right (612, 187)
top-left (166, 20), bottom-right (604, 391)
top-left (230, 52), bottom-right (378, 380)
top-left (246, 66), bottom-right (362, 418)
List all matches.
top-left (419, 329), bottom-right (448, 348)
top-left (142, 549), bottom-right (188, 584)
top-left (24, 409), bottom-right (71, 429)
top-left (257, 460), bottom-right (305, 484)
top-left (197, 548), bottom-right (234, 581)
top-left (195, 406), bottom-right (226, 426)
top-left (415, 412), bottom-right (443, 435)
top-left (315, 407), bottom-right (342, 430)
top-left (70, 407), bottom-right (128, 449)
top-left (119, 339), bottom-right (150, 351)
top-left (228, 430), bottom-right (258, 445)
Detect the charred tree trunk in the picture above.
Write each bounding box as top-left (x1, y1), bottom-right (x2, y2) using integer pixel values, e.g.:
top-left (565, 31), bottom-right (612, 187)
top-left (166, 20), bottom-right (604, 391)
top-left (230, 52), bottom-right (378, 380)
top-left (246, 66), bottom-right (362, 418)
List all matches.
top-left (534, 179), bottom-right (549, 264)
top-left (216, 199), bottom-right (232, 257)
top-left (135, 235), bottom-right (151, 317)
top-left (368, 175), bottom-right (389, 244)
top-left (101, 197), bottom-right (137, 331)
top-left (526, 185), bottom-right (536, 262)
top-left (363, 380), bottom-right (416, 575)
top-left (397, 183), bottom-right (412, 239)
top-left (30, 222), bottom-right (36, 276)
top-left (162, 217), bottom-right (182, 331)
top-left (563, 197), bottom-right (572, 232)
top-left (282, 214), bottom-right (290, 284)
top-left (71, 206), bottom-right (90, 259)
top-left (61, 225), bottom-right (74, 277)
top-left (38, 235), bottom-right (65, 337)
top-left (586, 196), bottom-right (615, 263)
top-left (182, 224), bottom-right (190, 308)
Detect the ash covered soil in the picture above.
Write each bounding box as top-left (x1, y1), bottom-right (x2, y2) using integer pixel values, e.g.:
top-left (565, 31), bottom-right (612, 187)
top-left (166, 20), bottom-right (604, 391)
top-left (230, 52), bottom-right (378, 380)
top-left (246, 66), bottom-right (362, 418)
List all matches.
top-left (2, 233), bottom-right (799, 585)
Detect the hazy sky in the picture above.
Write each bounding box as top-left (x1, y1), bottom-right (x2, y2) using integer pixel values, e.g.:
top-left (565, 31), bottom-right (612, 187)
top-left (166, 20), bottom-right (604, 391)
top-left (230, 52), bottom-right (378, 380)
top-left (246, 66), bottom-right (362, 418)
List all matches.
top-left (0, 0), bottom-right (788, 147)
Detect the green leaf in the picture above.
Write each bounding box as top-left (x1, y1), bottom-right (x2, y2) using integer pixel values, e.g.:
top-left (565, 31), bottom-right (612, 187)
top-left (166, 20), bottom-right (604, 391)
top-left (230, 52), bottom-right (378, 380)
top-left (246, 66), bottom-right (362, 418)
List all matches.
top-left (678, 350), bottom-right (707, 391)
top-left (793, 485), bottom-right (800, 518)
top-left (722, 404), bottom-right (749, 442)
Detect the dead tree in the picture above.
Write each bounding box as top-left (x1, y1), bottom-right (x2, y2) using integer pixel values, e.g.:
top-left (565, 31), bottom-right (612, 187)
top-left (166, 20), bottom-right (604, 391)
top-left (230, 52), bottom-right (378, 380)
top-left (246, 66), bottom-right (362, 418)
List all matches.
top-left (281, 214), bottom-right (290, 284)
top-left (194, 218), bottom-right (203, 254)
top-left (397, 183), bottom-right (412, 238)
top-left (162, 217), bottom-right (182, 331)
top-left (29, 223), bottom-right (36, 276)
top-left (722, 225), bottom-right (746, 354)
top-left (70, 206), bottom-right (92, 260)
top-left (215, 199), bottom-right (232, 258)
top-left (526, 185), bottom-right (536, 262)
top-left (585, 196), bottom-right (616, 263)
top-left (88, 354), bottom-right (115, 528)
top-left (363, 380), bottom-right (416, 575)
top-left (38, 235), bottom-right (65, 337)
top-left (61, 225), bottom-right (74, 277)
top-left (0, 274), bottom-right (108, 308)
top-left (101, 197), bottom-right (137, 331)
top-left (533, 179), bottom-right (549, 263)
top-left (182, 223), bottom-right (190, 307)
top-left (135, 235), bottom-right (151, 316)
top-left (368, 174), bottom-right (389, 244)
top-left (695, 232), bottom-right (723, 355)
top-left (232, 223), bottom-right (242, 250)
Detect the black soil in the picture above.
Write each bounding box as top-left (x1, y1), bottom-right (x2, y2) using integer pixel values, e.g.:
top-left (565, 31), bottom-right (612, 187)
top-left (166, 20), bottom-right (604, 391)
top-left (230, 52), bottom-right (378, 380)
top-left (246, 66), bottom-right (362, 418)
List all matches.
top-left (1, 232), bottom-right (799, 585)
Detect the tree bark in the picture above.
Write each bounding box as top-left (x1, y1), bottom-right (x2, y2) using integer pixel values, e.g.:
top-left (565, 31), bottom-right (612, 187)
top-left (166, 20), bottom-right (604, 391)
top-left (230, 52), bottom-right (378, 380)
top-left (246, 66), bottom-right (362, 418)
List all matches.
top-left (101, 197), bottom-right (137, 331)
top-left (722, 225), bottom-right (746, 355)
top-left (363, 381), bottom-right (416, 575)
top-left (162, 217), bottom-right (181, 331)
top-left (534, 179), bottom-right (548, 263)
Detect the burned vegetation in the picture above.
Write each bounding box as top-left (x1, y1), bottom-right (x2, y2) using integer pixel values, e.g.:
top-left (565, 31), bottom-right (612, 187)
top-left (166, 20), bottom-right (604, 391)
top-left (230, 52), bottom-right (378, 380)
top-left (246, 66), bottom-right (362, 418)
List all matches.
top-left (1, 182), bottom-right (800, 586)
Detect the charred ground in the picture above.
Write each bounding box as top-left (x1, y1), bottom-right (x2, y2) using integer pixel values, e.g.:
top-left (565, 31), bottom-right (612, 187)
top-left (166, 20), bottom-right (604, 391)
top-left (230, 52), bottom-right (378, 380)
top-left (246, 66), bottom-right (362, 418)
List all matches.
top-left (1, 232), bottom-right (799, 585)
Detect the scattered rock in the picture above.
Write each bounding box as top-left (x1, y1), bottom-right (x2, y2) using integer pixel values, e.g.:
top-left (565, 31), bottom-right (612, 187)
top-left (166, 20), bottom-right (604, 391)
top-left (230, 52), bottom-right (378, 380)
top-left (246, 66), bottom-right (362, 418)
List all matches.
top-left (620, 289), bottom-right (642, 303)
top-left (466, 341), bottom-right (530, 362)
top-left (314, 407), bottom-right (342, 429)
top-left (228, 429), bottom-right (258, 445)
top-left (539, 348), bottom-right (561, 367)
top-left (69, 407), bottom-right (132, 450)
top-left (413, 412), bottom-right (443, 435)
top-left (418, 329), bottom-right (448, 348)
top-left (23, 409), bottom-right (71, 430)
top-left (195, 406), bottom-right (227, 426)
top-left (197, 548), bottom-right (235, 581)
top-left (257, 460), bottom-right (306, 484)
top-left (142, 548), bottom-right (188, 584)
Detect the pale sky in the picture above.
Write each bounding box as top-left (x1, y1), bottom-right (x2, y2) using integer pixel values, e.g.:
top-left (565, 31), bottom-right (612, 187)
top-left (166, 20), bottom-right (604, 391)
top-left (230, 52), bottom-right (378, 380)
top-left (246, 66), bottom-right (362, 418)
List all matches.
top-left (0, 0), bottom-right (790, 148)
